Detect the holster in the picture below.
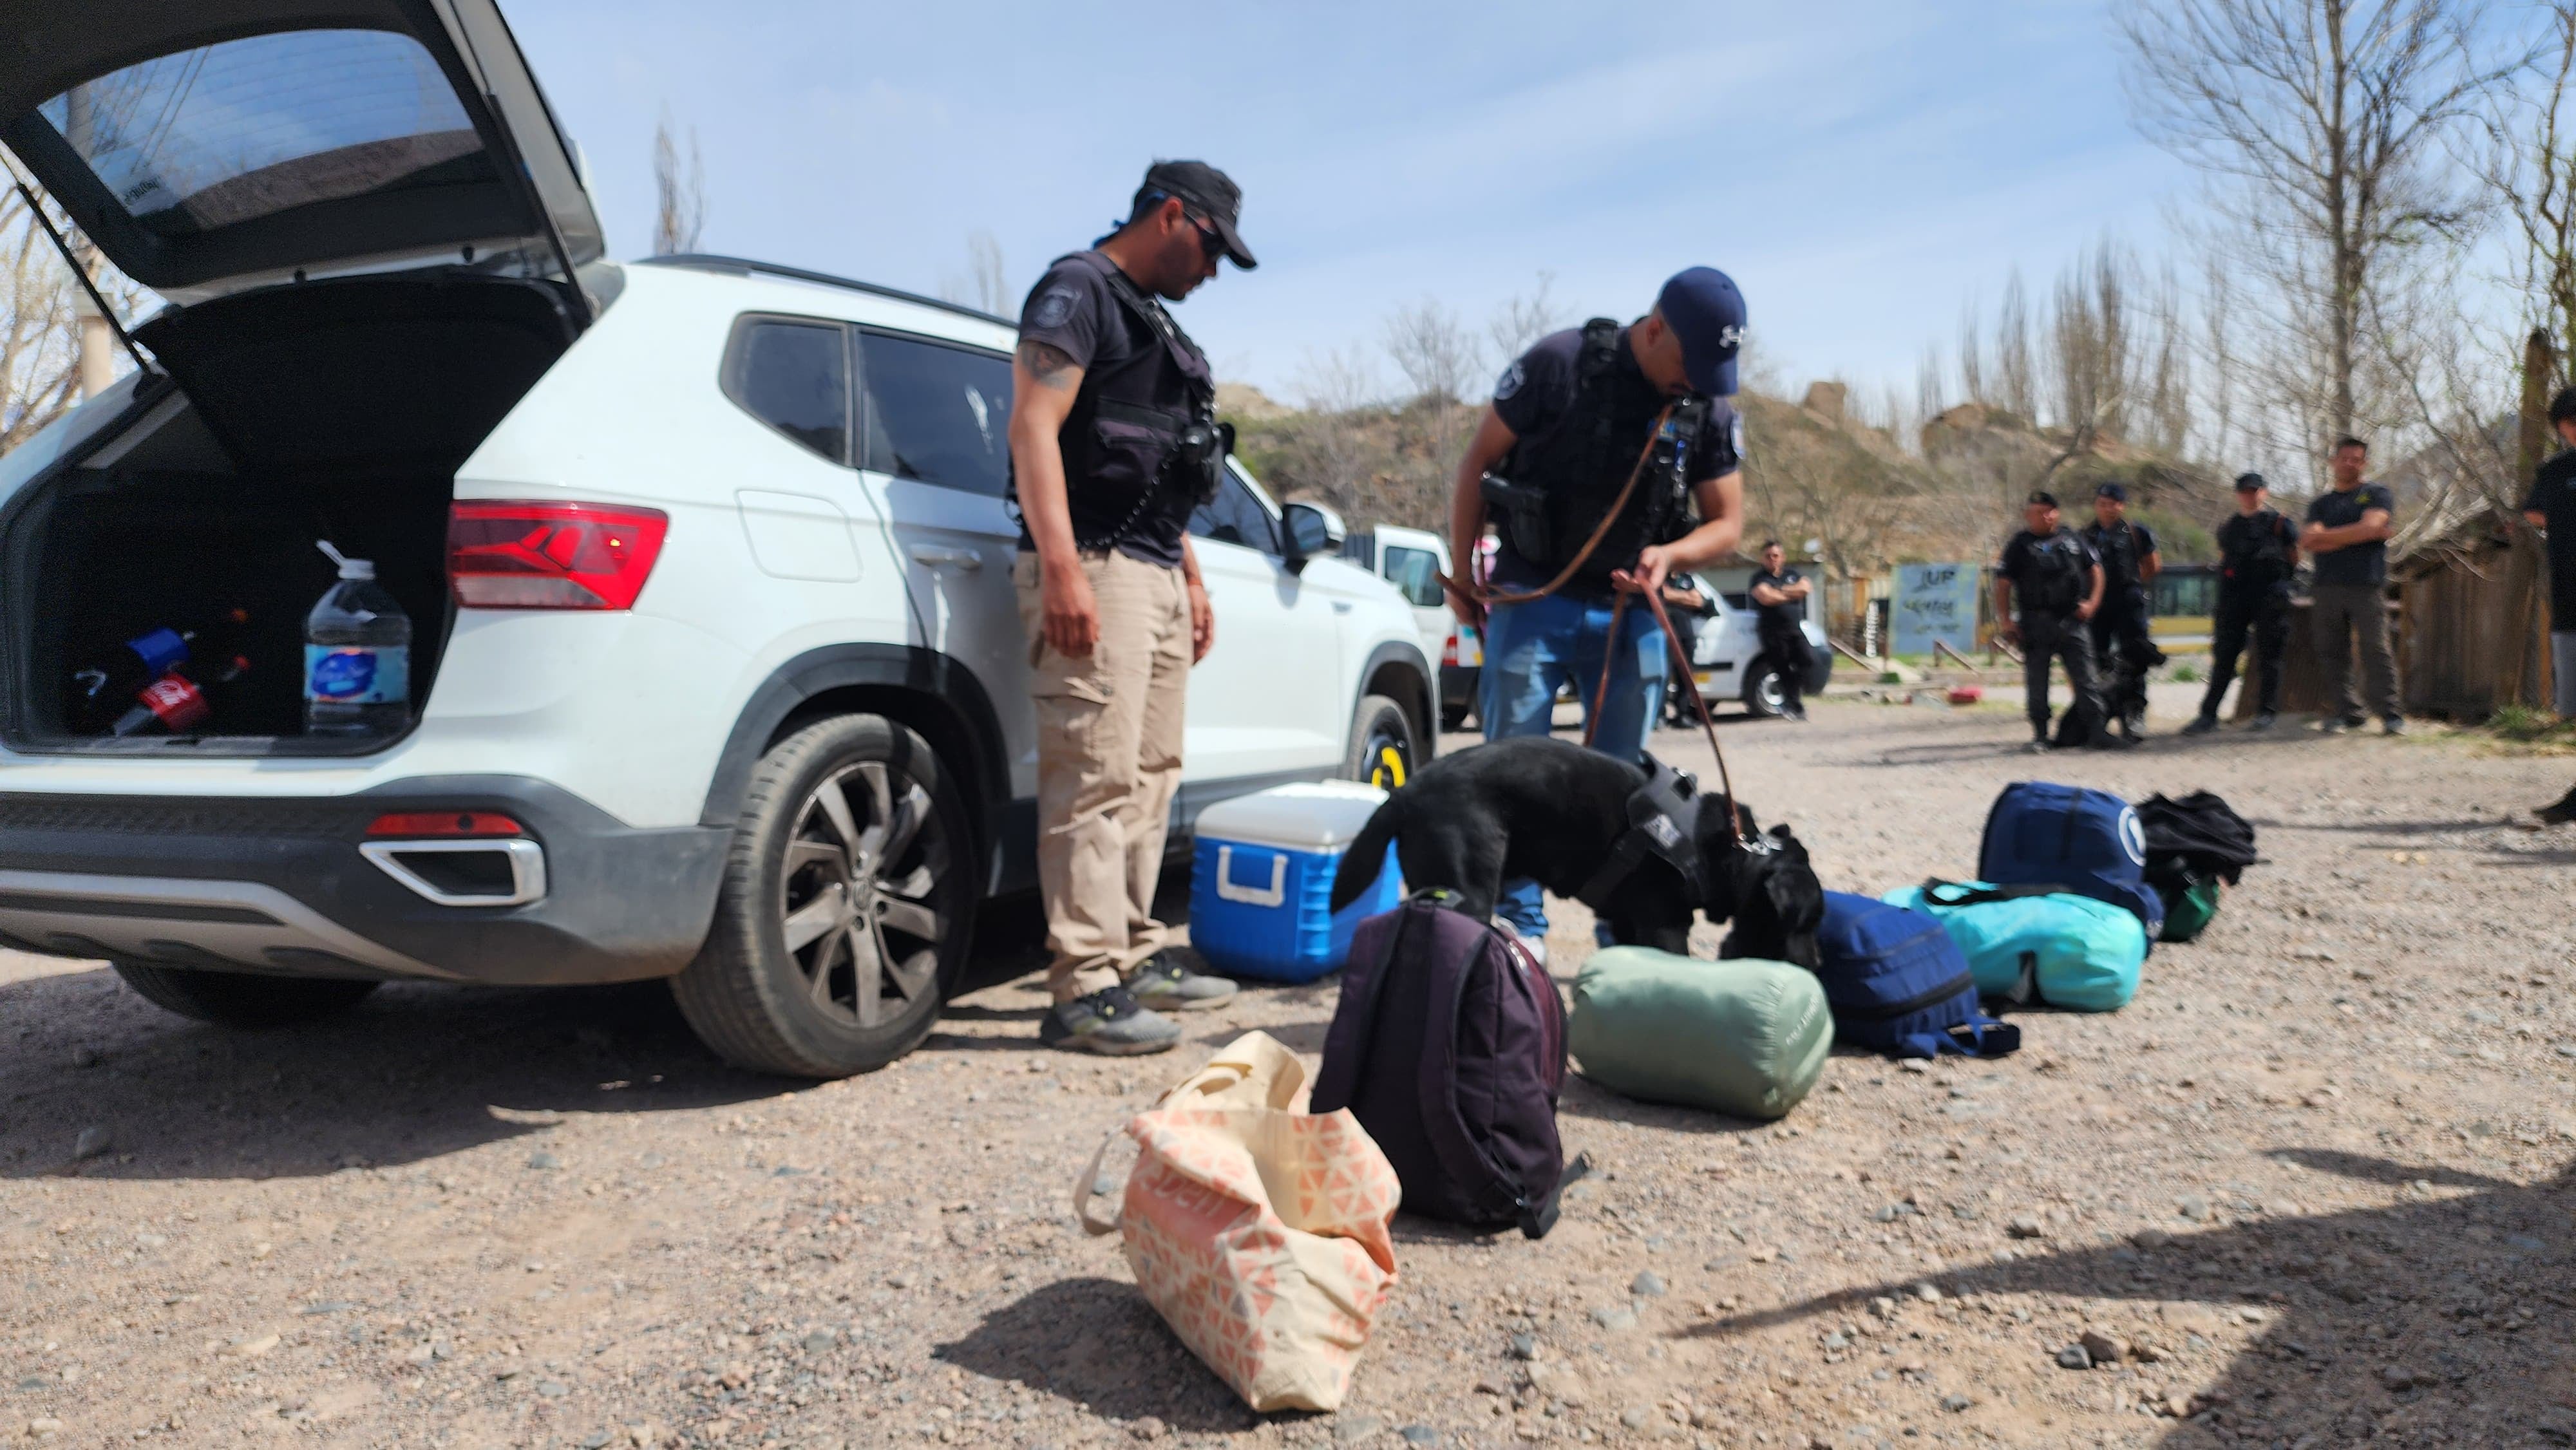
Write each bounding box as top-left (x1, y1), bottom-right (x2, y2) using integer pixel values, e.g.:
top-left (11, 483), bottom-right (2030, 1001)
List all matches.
top-left (1480, 473), bottom-right (1553, 567)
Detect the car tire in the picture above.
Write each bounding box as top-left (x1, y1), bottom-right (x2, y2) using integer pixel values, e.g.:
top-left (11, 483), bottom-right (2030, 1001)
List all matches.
top-left (1743, 661), bottom-right (1787, 719)
top-left (111, 962), bottom-right (379, 1028)
top-left (1345, 693), bottom-right (1419, 790)
top-left (672, 714), bottom-right (976, 1078)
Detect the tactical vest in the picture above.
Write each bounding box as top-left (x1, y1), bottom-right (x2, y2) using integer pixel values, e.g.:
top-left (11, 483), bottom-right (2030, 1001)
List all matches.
top-left (1486, 319), bottom-right (1706, 591)
top-left (2085, 521), bottom-right (2148, 596)
top-left (2219, 509), bottom-right (2294, 591)
top-left (1018, 251), bottom-right (1222, 550)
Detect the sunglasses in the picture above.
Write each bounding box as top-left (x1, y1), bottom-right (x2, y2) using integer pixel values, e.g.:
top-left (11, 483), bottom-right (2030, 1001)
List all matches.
top-left (1181, 210), bottom-right (1226, 262)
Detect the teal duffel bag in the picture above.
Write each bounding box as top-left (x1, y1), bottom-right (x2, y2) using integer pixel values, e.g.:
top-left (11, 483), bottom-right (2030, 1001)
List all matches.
top-left (1569, 949), bottom-right (1833, 1120)
top-left (1879, 880), bottom-right (2146, 1012)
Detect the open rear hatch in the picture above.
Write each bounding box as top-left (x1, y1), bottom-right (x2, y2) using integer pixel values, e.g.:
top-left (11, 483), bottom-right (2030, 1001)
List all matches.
top-left (0, 0), bottom-right (607, 755)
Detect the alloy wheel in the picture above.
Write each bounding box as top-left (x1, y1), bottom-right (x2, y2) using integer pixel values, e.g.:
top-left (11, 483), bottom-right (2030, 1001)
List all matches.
top-left (777, 760), bottom-right (945, 1028)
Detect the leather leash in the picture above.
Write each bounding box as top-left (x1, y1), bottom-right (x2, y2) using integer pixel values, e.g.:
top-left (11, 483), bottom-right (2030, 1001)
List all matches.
top-left (1580, 581), bottom-right (1754, 852)
top-left (1435, 404), bottom-right (1674, 610)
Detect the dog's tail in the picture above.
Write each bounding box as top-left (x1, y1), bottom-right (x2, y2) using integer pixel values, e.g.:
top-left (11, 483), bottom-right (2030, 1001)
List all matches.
top-left (1328, 796), bottom-right (1404, 912)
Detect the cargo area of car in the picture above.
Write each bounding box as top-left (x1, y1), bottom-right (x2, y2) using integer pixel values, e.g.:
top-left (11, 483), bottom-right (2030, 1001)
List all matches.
top-left (0, 270), bottom-right (579, 753)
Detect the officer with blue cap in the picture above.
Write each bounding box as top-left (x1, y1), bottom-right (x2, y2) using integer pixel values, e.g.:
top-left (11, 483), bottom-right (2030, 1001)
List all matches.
top-left (1443, 267), bottom-right (1748, 960)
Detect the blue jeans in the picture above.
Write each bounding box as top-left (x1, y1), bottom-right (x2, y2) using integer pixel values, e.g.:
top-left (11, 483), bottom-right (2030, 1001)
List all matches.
top-left (1479, 592), bottom-right (1668, 941)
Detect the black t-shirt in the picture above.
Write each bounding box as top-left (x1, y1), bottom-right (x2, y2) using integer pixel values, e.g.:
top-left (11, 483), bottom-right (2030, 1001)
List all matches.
top-left (2215, 509), bottom-right (2298, 594)
top-left (1999, 527), bottom-right (2098, 614)
top-left (1012, 250), bottom-right (1193, 569)
top-left (2519, 449), bottom-right (2576, 623)
top-left (1486, 326), bottom-right (1743, 595)
top-left (2081, 520), bottom-right (2158, 595)
top-left (1748, 567), bottom-right (1806, 630)
top-left (2304, 482), bottom-right (2396, 587)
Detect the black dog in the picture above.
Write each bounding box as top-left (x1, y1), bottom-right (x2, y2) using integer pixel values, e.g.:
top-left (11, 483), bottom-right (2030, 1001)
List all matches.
top-left (1329, 735), bottom-right (1823, 965)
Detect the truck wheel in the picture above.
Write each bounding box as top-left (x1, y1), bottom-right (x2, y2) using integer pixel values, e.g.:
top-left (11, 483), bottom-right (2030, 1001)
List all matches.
top-left (111, 963), bottom-right (378, 1027)
top-left (672, 714), bottom-right (976, 1078)
top-left (1345, 693), bottom-right (1419, 791)
top-left (1743, 662), bottom-right (1787, 719)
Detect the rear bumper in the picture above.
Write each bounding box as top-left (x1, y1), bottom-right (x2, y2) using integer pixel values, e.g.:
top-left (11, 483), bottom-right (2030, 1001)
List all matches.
top-left (0, 777), bottom-right (726, 984)
top-left (1439, 664), bottom-right (1479, 710)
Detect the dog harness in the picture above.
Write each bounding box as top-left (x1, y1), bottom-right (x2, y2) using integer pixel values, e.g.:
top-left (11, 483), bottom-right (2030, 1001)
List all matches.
top-left (1573, 753), bottom-right (1735, 911)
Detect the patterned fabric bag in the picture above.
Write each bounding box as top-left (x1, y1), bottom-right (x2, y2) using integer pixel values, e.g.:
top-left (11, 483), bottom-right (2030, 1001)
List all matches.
top-left (1075, 1031), bottom-right (1400, 1412)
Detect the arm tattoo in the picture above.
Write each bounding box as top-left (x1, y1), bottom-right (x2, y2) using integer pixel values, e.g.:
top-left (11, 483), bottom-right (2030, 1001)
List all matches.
top-left (1019, 341), bottom-right (1079, 391)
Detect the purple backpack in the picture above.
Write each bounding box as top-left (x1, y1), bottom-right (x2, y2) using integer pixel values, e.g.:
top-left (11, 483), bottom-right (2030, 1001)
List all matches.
top-left (1312, 892), bottom-right (1580, 1238)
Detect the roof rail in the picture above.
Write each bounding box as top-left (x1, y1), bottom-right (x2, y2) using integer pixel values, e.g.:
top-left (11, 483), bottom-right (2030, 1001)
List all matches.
top-left (635, 254), bottom-right (1016, 330)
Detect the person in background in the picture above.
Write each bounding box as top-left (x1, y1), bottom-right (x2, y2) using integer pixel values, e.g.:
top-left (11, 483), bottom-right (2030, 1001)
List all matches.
top-left (1994, 491), bottom-right (2119, 753)
top-left (1444, 267), bottom-right (1750, 960)
top-left (2302, 435), bottom-right (2402, 735)
top-left (2080, 482), bottom-right (2163, 740)
top-left (1007, 160), bottom-right (1251, 1053)
top-left (1658, 571), bottom-right (1716, 728)
top-left (1747, 540), bottom-right (1815, 722)
top-left (2517, 390), bottom-right (2576, 822)
top-left (2184, 473), bottom-right (2300, 734)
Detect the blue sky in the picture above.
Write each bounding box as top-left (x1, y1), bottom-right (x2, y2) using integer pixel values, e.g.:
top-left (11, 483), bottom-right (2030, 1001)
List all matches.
top-left (507, 0), bottom-right (2197, 405)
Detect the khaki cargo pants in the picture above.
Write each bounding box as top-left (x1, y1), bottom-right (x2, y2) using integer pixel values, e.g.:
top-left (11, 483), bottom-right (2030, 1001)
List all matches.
top-left (1014, 549), bottom-right (1191, 1004)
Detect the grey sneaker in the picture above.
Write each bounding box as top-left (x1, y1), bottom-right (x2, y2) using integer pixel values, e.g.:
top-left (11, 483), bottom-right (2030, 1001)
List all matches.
top-left (2023, 737), bottom-right (2052, 755)
top-left (2319, 716), bottom-right (2346, 735)
top-left (1123, 952), bottom-right (1238, 1013)
top-left (2249, 712), bottom-right (2277, 731)
top-left (1040, 986), bottom-right (1180, 1055)
top-left (2181, 716), bottom-right (2219, 737)
top-left (2382, 715), bottom-right (2405, 736)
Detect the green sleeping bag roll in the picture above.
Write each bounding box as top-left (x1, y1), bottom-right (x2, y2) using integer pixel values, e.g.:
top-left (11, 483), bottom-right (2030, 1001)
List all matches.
top-left (1569, 949), bottom-right (1833, 1121)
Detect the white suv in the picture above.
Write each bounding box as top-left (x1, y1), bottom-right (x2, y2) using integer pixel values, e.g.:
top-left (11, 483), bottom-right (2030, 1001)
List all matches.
top-left (0, 1), bottom-right (1432, 1077)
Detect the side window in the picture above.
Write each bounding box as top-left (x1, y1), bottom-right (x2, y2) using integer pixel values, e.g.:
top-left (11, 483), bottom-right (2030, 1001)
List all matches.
top-left (1382, 545), bottom-right (1445, 608)
top-left (1189, 473), bottom-right (1280, 554)
top-left (722, 318), bottom-right (849, 462)
top-left (858, 332), bottom-right (1014, 496)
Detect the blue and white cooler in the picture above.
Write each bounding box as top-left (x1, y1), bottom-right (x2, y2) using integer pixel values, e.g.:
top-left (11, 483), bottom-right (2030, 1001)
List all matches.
top-left (1188, 781), bottom-right (1403, 983)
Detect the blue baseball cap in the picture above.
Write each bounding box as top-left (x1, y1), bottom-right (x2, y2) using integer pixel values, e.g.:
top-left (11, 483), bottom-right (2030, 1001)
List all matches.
top-left (1656, 266), bottom-right (1746, 396)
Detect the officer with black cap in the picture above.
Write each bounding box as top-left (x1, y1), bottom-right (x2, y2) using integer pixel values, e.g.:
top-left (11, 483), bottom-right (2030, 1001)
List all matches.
top-left (2080, 482), bottom-right (2163, 740)
top-left (1007, 160), bottom-right (1255, 1055)
top-left (2184, 473), bottom-right (2301, 734)
top-left (1994, 490), bottom-right (2117, 753)
top-left (1444, 267), bottom-right (1748, 958)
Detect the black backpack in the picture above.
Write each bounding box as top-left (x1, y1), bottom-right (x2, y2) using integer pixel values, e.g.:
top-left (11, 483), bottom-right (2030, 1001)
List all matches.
top-left (1312, 892), bottom-right (1582, 1238)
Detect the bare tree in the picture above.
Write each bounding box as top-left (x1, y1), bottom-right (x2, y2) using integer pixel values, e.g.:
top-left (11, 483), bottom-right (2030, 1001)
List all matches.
top-left (1485, 271), bottom-right (1564, 372)
top-left (1956, 301), bottom-right (1987, 406)
top-left (1995, 269), bottom-right (2038, 420)
top-left (2119, 0), bottom-right (2505, 440)
top-left (2465, 4), bottom-right (2576, 390)
top-left (966, 231), bottom-right (1008, 314)
top-left (650, 109), bottom-right (707, 257)
top-left (1383, 298), bottom-right (1479, 406)
top-left (0, 185), bottom-right (79, 452)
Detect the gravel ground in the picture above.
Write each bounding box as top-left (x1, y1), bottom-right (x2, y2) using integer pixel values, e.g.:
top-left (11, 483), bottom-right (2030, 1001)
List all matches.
top-left (6, 697), bottom-right (2576, 1450)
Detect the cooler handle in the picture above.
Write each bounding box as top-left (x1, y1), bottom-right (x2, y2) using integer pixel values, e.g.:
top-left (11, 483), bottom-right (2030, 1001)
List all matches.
top-left (1213, 846), bottom-right (1287, 908)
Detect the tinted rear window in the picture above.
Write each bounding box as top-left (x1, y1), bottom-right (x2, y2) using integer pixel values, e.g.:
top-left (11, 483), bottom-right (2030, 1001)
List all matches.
top-left (38, 29), bottom-right (492, 238)
top-left (724, 319), bottom-right (850, 462)
top-left (859, 334), bottom-right (1013, 496)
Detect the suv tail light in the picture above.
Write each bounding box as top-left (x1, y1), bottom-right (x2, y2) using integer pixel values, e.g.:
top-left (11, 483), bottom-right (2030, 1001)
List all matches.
top-left (366, 812), bottom-right (523, 838)
top-left (448, 501), bottom-right (668, 610)
top-left (1441, 629), bottom-right (1460, 667)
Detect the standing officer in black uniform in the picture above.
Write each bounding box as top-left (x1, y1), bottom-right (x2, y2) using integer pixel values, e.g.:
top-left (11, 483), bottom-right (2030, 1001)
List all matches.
top-left (1008, 160), bottom-right (1251, 1055)
top-left (1994, 491), bottom-right (2119, 753)
top-left (2080, 482), bottom-right (2163, 740)
top-left (2185, 473), bottom-right (2301, 734)
top-left (1747, 540), bottom-right (1815, 720)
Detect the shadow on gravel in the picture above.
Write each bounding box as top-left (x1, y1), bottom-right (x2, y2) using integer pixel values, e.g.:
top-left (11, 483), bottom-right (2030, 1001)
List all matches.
top-left (933, 1276), bottom-right (1260, 1433)
top-left (1680, 1151), bottom-right (2576, 1447)
top-left (1555, 1075), bottom-right (1773, 1139)
top-left (0, 967), bottom-right (792, 1183)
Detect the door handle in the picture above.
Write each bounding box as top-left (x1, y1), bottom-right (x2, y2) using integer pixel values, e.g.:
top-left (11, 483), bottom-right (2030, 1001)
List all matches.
top-left (1331, 601), bottom-right (1352, 614)
top-left (908, 545), bottom-right (982, 571)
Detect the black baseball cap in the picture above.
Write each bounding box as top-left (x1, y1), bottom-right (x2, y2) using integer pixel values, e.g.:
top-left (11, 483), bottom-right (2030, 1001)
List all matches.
top-left (2027, 490), bottom-right (2060, 508)
top-left (1137, 160), bottom-right (1256, 270)
top-left (2095, 482), bottom-right (2128, 502)
top-left (2233, 472), bottom-right (2266, 492)
top-left (1656, 267), bottom-right (1746, 395)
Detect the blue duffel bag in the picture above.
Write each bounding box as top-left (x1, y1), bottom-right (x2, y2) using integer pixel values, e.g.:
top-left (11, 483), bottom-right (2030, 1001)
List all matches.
top-left (1812, 891), bottom-right (2020, 1059)
top-left (1882, 880), bottom-right (2147, 1012)
top-left (1978, 782), bottom-right (2164, 941)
